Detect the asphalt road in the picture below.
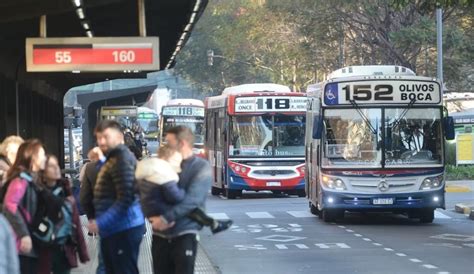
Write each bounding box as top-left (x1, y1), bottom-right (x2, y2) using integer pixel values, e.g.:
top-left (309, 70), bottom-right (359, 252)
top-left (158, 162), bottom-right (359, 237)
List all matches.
top-left (200, 191), bottom-right (474, 274)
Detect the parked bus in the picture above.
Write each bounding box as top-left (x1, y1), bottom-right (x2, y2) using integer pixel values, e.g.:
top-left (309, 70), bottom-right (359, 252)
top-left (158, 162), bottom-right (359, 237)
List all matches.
top-left (159, 99), bottom-right (206, 156)
top-left (205, 84), bottom-right (307, 199)
top-left (305, 65), bottom-right (455, 223)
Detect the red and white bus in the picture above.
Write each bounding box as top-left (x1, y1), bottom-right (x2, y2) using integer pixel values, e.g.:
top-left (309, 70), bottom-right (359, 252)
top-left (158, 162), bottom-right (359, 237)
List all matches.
top-left (159, 99), bottom-right (206, 156)
top-left (205, 84), bottom-right (307, 199)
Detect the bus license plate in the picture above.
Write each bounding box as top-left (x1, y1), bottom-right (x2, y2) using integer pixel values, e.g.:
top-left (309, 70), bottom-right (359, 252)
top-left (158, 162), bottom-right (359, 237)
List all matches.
top-left (267, 182), bottom-right (281, 187)
top-left (373, 198), bottom-right (394, 205)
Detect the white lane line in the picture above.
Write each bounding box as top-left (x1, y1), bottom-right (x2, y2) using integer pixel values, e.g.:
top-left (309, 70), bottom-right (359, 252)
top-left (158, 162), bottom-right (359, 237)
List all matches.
top-left (354, 234), bottom-right (362, 237)
top-left (410, 259), bottom-right (422, 263)
top-left (373, 243), bottom-right (383, 246)
top-left (435, 210), bottom-right (451, 219)
top-left (422, 264), bottom-right (438, 269)
top-left (396, 253), bottom-right (407, 257)
top-left (208, 213), bottom-right (230, 220)
top-left (346, 229), bottom-right (354, 233)
top-left (287, 211), bottom-right (315, 218)
top-left (338, 225), bottom-right (346, 229)
top-left (363, 238), bottom-right (372, 242)
top-left (438, 272), bottom-right (450, 274)
top-left (246, 212), bottom-right (275, 219)
top-left (384, 248), bottom-right (394, 251)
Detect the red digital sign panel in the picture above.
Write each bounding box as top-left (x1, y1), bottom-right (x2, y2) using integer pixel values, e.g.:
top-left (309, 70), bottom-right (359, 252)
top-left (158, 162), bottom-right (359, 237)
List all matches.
top-left (26, 37), bottom-right (160, 72)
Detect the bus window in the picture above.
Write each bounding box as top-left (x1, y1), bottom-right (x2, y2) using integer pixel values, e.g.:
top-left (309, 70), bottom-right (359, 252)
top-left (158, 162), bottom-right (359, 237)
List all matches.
top-left (274, 115), bottom-right (305, 156)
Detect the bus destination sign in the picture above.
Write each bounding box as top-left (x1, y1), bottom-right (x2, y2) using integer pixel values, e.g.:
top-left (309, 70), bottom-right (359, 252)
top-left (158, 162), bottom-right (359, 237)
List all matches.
top-left (234, 96), bottom-right (307, 113)
top-left (324, 80), bottom-right (441, 106)
top-left (162, 106), bottom-right (205, 117)
top-left (26, 37), bottom-right (160, 72)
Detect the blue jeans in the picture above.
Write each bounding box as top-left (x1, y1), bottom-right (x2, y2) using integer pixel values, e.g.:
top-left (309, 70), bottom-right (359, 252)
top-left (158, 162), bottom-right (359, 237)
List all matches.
top-left (96, 238), bottom-right (105, 274)
top-left (100, 225), bottom-right (145, 274)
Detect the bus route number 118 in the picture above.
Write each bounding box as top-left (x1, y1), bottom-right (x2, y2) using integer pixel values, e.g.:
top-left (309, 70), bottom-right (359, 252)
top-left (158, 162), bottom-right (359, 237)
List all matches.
top-left (256, 98), bottom-right (290, 110)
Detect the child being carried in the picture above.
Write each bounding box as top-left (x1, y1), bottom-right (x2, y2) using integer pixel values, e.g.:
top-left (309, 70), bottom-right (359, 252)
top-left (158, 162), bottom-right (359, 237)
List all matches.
top-left (136, 145), bottom-right (233, 234)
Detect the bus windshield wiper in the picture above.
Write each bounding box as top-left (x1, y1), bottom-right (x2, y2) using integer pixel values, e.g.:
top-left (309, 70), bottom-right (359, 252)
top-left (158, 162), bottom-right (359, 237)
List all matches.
top-left (349, 100), bottom-right (377, 135)
top-left (393, 98), bottom-right (416, 127)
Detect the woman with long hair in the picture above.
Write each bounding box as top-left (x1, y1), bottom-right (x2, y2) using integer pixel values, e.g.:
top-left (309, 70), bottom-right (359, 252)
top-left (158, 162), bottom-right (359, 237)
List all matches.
top-left (37, 155), bottom-right (89, 274)
top-left (2, 139), bottom-right (46, 274)
top-left (0, 135), bottom-right (24, 186)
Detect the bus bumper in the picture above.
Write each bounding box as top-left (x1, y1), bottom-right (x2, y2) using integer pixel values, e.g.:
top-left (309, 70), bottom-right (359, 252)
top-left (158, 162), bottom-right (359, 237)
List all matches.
top-left (320, 188), bottom-right (445, 211)
top-left (227, 175), bottom-right (305, 191)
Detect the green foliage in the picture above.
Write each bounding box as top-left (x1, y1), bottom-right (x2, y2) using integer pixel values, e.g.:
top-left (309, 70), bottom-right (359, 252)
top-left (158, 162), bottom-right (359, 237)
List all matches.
top-left (175, 0), bottom-right (474, 94)
top-left (445, 165), bottom-right (474, 180)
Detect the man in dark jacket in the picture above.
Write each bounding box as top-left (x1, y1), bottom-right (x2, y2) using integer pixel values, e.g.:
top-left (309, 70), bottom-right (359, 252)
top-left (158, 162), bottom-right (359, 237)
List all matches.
top-left (149, 126), bottom-right (212, 274)
top-left (87, 120), bottom-right (145, 274)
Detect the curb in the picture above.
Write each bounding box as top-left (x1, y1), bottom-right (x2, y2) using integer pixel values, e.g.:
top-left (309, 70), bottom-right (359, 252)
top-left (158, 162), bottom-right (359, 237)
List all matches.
top-left (446, 185), bottom-right (471, 193)
top-left (455, 203), bottom-right (474, 215)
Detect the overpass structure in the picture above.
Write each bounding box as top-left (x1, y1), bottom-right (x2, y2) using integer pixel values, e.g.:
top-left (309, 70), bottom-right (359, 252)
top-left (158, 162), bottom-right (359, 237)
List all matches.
top-left (0, 0), bottom-right (207, 162)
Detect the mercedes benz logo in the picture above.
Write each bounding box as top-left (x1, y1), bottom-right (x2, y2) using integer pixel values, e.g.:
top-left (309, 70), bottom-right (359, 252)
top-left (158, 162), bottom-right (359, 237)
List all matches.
top-left (378, 181), bottom-right (389, 192)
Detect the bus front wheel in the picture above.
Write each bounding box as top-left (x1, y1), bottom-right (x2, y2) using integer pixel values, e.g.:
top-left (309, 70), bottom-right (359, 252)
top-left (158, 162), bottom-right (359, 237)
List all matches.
top-left (211, 187), bottom-right (221, 196)
top-left (310, 202), bottom-right (320, 215)
top-left (226, 189), bottom-right (241, 199)
top-left (322, 209), bottom-right (343, 223)
top-left (419, 209), bottom-right (435, 223)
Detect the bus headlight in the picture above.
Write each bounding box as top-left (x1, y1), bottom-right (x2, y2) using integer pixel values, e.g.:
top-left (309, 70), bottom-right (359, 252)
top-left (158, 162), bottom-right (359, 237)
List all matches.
top-left (322, 175), bottom-right (346, 190)
top-left (420, 175), bottom-right (444, 190)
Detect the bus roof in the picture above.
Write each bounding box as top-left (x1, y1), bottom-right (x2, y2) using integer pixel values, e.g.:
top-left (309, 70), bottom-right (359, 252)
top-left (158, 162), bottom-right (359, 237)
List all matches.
top-left (327, 65), bottom-right (416, 79)
top-left (165, 99), bottom-right (204, 107)
top-left (222, 83), bottom-right (291, 95)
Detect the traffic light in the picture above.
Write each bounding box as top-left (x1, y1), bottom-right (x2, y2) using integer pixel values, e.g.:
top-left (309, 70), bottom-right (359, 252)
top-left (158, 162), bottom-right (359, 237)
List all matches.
top-left (207, 49), bottom-right (214, 66)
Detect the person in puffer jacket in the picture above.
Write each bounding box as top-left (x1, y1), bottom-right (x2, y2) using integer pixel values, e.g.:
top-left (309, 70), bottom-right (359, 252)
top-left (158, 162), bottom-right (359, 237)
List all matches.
top-left (87, 120), bottom-right (145, 274)
top-left (136, 145), bottom-right (233, 234)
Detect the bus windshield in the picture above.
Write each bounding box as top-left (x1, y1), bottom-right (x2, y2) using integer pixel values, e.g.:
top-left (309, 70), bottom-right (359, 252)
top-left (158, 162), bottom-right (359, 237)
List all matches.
top-left (384, 108), bottom-right (442, 167)
top-left (322, 107), bottom-right (443, 168)
top-left (230, 114), bottom-right (305, 157)
top-left (162, 116), bottom-right (205, 145)
top-left (323, 109), bottom-right (382, 168)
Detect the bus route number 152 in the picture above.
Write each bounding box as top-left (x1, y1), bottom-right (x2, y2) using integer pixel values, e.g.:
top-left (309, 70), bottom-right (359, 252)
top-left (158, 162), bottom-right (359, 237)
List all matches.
top-left (343, 84), bottom-right (393, 101)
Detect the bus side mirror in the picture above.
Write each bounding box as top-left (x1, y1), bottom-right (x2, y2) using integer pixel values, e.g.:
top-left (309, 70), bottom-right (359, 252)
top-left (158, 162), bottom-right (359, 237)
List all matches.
top-left (312, 116), bottom-right (323, 140)
top-left (444, 116), bottom-right (455, 140)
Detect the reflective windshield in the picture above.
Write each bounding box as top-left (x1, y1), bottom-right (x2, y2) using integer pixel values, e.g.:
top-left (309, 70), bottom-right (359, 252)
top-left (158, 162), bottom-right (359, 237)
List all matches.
top-left (384, 108), bottom-right (442, 167)
top-left (230, 115), bottom-right (305, 157)
top-left (162, 117), bottom-right (205, 144)
top-left (323, 109), bottom-right (382, 168)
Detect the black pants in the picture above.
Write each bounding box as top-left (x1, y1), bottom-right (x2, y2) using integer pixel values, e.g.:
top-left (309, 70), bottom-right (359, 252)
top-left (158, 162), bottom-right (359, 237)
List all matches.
top-left (19, 255), bottom-right (37, 274)
top-left (100, 225), bottom-right (145, 274)
top-left (152, 234), bottom-right (198, 274)
top-left (189, 208), bottom-right (215, 227)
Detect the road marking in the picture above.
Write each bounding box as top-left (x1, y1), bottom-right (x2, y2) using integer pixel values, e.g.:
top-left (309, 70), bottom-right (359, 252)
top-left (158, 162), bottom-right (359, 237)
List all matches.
top-left (275, 244), bottom-right (309, 250)
top-left (354, 234), bottom-right (362, 237)
top-left (234, 244), bottom-right (267, 251)
top-left (384, 248), bottom-right (394, 251)
top-left (373, 243), bottom-right (383, 246)
top-left (396, 253), bottom-right (407, 257)
top-left (287, 211), bottom-right (315, 218)
top-left (338, 225), bottom-right (346, 228)
top-left (363, 238), bottom-right (372, 242)
top-left (246, 212), bottom-right (275, 219)
top-left (435, 211), bottom-right (451, 219)
top-left (288, 224), bottom-right (302, 228)
top-left (438, 272), bottom-right (450, 274)
top-left (422, 264), bottom-right (438, 269)
top-left (410, 259), bottom-right (422, 263)
top-left (430, 234), bottom-right (474, 242)
top-left (256, 235), bottom-right (306, 242)
top-left (346, 229), bottom-right (354, 233)
top-left (208, 213), bottom-right (230, 220)
top-left (315, 243), bottom-right (351, 249)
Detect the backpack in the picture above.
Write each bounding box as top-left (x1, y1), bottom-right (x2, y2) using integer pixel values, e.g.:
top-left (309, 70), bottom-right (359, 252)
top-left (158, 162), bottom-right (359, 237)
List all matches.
top-left (32, 185), bottom-right (74, 246)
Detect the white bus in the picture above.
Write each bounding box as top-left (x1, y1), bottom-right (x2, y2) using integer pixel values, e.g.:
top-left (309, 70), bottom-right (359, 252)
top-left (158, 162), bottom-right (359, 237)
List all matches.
top-left (305, 65), bottom-right (455, 223)
top-left (159, 99), bottom-right (206, 156)
top-left (205, 84), bottom-right (307, 199)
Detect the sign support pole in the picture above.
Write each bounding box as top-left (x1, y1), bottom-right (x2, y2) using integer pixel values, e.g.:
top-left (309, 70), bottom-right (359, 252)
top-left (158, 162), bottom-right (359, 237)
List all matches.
top-left (138, 0), bottom-right (147, 37)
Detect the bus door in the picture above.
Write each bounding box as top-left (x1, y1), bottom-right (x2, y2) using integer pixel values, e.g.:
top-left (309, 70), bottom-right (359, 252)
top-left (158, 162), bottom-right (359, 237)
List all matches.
top-left (206, 109), bottom-right (218, 185)
top-left (215, 109), bottom-right (226, 188)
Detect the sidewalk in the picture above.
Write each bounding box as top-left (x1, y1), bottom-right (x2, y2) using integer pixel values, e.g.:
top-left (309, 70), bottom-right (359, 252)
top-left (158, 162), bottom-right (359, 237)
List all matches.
top-left (447, 180), bottom-right (474, 220)
top-left (72, 217), bottom-right (219, 274)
